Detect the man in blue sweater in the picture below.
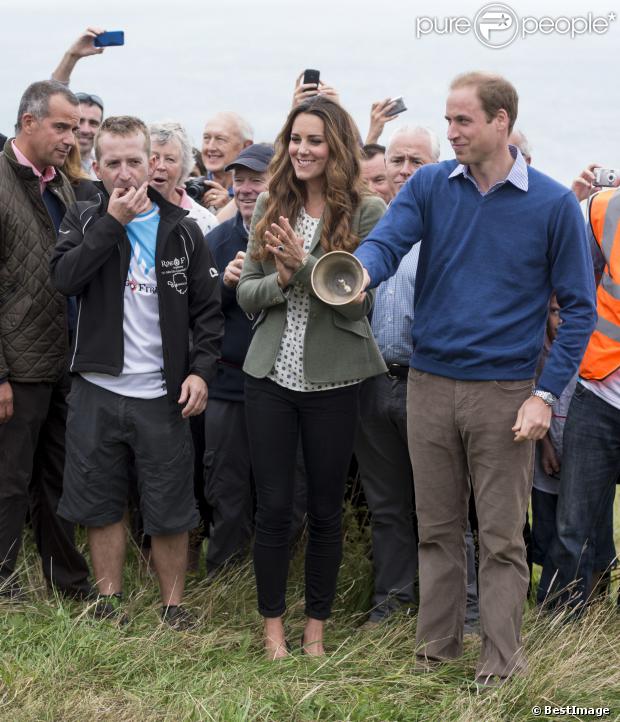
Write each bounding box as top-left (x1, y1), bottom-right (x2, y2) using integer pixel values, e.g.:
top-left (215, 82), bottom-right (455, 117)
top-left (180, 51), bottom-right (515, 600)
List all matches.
top-left (204, 144), bottom-right (271, 576)
top-left (354, 72), bottom-right (597, 686)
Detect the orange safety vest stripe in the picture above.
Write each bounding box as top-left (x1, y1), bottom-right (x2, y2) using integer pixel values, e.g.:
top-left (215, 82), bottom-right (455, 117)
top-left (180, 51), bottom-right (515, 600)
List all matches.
top-left (580, 189), bottom-right (620, 380)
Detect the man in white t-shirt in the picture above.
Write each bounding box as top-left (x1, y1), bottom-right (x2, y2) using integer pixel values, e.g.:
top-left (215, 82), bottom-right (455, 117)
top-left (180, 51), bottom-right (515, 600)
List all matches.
top-left (51, 116), bottom-right (223, 628)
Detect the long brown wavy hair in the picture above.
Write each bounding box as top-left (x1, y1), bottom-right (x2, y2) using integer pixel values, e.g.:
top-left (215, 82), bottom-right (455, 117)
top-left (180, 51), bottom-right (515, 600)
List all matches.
top-left (61, 142), bottom-right (90, 186)
top-left (253, 96), bottom-right (366, 261)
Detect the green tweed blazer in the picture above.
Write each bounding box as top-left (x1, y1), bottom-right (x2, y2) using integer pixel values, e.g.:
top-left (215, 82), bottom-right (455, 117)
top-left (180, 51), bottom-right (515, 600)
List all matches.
top-left (237, 192), bottom-right (388, 383)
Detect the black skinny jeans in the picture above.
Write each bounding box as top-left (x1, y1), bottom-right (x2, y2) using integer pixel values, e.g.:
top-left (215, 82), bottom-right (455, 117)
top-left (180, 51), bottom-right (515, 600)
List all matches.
top-left (245, 376), bottom-right (359, 619)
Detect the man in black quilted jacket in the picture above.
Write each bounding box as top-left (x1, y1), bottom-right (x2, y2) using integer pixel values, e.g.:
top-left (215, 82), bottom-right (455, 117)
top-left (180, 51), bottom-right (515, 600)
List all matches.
top-left (0, 80), bottom-right (92, 600)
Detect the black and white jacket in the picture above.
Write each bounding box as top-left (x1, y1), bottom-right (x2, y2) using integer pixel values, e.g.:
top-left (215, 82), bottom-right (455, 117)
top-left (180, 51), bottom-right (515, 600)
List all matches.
top-left (50, 186), bottom-right (223, 401)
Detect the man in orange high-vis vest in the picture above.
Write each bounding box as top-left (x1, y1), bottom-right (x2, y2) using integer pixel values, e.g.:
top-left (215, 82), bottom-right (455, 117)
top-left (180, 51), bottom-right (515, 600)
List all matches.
top-left (540, 176), bottom-right (619, 612)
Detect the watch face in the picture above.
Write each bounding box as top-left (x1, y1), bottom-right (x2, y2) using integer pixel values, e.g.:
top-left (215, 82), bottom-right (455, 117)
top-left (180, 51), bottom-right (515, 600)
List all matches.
top-left (534, 390), bottom-right (556, 405)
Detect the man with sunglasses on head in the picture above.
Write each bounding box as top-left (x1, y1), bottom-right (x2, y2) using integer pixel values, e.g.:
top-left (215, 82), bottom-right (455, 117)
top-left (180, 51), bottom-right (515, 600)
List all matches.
top-left (73, 92), bottom-right (104, 177)
top-left (52, 27), bottom-right (107, 178)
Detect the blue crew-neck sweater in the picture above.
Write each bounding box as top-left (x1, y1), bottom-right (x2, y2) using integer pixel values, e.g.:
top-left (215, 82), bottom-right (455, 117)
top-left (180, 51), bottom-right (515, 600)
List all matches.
top-left (355, 160), bottom-right (597, 398)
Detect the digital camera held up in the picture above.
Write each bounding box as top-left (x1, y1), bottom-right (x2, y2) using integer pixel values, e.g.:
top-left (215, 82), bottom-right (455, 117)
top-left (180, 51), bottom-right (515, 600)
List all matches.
top-left (185, 177), bottom-right (207, 201)
top-left (593, 168), bottom-right (618, 187)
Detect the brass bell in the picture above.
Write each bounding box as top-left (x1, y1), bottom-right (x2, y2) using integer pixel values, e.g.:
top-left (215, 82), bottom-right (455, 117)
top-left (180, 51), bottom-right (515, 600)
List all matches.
top-left (310, 251), bottom-right (365, 306)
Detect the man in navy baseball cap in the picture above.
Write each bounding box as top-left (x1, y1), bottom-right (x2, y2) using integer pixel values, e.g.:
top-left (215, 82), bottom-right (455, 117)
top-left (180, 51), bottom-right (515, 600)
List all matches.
top-left (223, 143), bottom-right (275, 230)
top-left (203, 141), bottom-right (305, 576)
top-left (225, 142), bottom-right (274, 176)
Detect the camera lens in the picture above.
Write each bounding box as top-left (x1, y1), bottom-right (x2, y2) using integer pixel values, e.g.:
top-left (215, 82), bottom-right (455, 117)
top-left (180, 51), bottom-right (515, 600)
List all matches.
top-left (184, 178), bottom-right (206, 201)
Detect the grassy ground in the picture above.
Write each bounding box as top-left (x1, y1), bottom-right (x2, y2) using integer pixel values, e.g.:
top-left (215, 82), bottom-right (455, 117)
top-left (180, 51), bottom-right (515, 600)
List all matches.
top-left (1, 502), bottom-right (619, 722)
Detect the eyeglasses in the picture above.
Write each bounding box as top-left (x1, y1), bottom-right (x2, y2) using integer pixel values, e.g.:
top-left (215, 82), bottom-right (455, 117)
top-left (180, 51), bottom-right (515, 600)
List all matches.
top-left (75, 92), bottom-right (104, 113)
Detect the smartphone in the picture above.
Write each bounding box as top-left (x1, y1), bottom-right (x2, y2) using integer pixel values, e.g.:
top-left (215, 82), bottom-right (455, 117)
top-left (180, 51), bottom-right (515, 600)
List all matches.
top-left (385, 96), bottom-right (407, 117)
top-left (94, 31), bottom-right (125, 47)
top-left (303, 69), bottom-right (320, 86)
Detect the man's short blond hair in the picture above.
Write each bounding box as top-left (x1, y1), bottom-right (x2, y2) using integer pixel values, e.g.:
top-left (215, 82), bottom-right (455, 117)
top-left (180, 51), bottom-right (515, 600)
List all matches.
top-left (450, 72), bottom-right (518, 133)
top-left (94, 115), bottom-right (150, 160)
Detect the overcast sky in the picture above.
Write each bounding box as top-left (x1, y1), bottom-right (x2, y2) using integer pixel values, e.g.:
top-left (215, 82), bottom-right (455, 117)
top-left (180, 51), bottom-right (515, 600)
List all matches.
top-left (1, 0), bottom-right (618, 185)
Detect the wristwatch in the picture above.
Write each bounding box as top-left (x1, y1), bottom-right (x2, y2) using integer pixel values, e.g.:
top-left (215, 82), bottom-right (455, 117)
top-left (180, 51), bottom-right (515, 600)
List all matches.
top-left (532, 388), bottom-right (558, 407)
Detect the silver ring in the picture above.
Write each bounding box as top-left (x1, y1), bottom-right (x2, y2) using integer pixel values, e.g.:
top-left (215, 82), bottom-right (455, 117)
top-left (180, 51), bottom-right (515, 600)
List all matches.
top-left (277, 244), bottom-right (285, 252)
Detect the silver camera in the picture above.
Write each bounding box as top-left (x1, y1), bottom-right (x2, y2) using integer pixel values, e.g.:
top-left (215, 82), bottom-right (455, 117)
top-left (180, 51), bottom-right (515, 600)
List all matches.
top-left (593, 168), bottom-right (618, 187)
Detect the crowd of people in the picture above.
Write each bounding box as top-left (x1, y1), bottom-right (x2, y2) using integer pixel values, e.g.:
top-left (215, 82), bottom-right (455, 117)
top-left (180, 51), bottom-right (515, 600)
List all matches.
top-left (0, 27), bottom-right (618, 690)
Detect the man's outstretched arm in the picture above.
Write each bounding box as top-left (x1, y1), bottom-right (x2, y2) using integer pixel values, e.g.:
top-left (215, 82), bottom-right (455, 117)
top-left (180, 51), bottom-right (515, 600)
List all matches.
top-left (51, 27), bottom-right (106, 85)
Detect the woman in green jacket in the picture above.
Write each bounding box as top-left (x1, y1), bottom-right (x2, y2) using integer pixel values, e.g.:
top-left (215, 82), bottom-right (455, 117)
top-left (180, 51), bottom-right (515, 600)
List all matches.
top-left (237, 96), bottom-right (386, 660)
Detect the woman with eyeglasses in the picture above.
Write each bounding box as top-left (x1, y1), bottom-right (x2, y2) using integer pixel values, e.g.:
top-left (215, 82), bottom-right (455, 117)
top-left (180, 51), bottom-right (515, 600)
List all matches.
top-left (237, 96), bottom-right (386, 659)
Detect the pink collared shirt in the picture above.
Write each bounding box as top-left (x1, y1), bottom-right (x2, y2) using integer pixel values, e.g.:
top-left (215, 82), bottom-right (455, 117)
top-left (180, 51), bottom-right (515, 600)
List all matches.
top-left (175, 187), bottom-right (193, 210)
top-left (11, 140), bottom-right (56, 194)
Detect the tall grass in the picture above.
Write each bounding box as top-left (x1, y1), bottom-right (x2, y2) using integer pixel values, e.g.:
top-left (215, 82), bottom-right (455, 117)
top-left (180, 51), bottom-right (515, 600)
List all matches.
top-left (1, 503), bottom-right (618, 722)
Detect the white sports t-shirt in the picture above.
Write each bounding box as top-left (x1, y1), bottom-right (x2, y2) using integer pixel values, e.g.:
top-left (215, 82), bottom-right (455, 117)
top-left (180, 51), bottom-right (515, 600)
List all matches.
top-left (82, 204), bottom-right (167, 399)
